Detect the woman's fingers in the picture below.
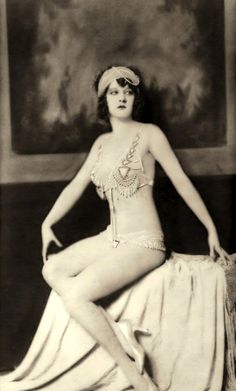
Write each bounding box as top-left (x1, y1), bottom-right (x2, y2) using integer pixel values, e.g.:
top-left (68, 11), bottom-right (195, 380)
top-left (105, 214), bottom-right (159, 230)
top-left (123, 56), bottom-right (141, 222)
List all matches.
top-left (42, 238), bottom-right (62, 263)
top-left (42, 243), bottom-right (49, 264)
top-left (221, 247), bottom-right (231, 258)
top-left (209, 241), bottom-right (231, 263)
top-left (218, 247), bottom-right (231, 261)
top-left (52, 234), bottom-right (63, 248)
top-left (213, 245), bottom-right (231, 263)
top-left (41, 225), bottom-right (63, 263)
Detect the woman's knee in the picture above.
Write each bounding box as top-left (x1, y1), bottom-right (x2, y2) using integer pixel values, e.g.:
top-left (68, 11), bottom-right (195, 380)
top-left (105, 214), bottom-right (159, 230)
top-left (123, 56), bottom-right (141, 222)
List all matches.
top-left (42, 255), bottom-right (61, 286)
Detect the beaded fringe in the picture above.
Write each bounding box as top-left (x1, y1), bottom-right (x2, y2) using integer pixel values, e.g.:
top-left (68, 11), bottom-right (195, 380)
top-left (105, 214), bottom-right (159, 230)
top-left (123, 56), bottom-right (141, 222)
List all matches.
top-left (224, 297), bottom-right (236, 391)
top-left (112, 172), bottom-right (139, 198)
top-left (217, 254), bottom-right (236, 391)
top-left (133, 237), bottom-right (166, 251)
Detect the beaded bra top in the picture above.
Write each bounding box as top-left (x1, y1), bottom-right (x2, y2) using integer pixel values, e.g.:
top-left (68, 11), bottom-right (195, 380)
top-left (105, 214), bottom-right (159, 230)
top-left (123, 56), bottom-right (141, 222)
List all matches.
top-left (90, 132), bottom-right (154, 200)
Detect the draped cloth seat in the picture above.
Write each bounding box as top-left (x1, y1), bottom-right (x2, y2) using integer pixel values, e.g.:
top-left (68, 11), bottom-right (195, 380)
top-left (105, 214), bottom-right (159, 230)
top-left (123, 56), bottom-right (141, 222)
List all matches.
top-left (1, 253), bottom-right (236, 391)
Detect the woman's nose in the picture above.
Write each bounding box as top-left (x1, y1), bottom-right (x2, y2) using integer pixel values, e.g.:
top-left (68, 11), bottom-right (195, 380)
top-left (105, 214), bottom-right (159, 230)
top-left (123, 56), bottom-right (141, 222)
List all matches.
top-left (119, 94), bottom-right (127, 102)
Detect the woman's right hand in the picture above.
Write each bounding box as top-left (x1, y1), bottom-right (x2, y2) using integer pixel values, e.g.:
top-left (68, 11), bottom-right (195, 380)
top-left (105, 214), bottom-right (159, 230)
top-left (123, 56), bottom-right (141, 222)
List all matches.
top-left (41, 223), bottom-right (63, 263)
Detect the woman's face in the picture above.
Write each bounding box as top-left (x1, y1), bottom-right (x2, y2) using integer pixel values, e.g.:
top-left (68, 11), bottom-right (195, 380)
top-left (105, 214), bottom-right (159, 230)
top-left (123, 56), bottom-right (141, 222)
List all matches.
top-left (106, 80), bottom-right (135, 120)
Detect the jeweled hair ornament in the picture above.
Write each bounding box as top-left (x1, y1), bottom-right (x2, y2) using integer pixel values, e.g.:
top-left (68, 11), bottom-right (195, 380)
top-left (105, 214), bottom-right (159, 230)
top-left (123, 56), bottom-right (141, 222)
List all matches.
top-left (97, 66), bottom-right (140, 97)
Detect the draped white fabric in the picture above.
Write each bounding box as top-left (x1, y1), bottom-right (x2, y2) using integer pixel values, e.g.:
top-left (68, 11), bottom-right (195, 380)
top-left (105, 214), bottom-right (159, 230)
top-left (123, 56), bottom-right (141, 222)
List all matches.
top-left (1, 253), bottom-right (235, 391)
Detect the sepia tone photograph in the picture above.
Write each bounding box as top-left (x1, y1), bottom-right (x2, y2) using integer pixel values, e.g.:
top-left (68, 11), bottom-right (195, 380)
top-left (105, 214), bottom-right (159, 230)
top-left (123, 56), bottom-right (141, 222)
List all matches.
top-left (0, 0), bottom-right (235, 390)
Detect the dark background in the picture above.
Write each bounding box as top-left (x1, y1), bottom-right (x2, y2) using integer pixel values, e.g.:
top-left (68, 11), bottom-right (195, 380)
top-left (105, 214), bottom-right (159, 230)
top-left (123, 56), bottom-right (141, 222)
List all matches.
top-left (0, 174), bottom-right (235, 370)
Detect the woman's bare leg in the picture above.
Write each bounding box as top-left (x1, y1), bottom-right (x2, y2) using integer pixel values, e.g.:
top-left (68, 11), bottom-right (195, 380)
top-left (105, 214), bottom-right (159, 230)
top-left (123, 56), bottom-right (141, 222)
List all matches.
top-left (43, 240), bottom-right (165, 390)
top-left (42, 232), bottom-right (110, 292)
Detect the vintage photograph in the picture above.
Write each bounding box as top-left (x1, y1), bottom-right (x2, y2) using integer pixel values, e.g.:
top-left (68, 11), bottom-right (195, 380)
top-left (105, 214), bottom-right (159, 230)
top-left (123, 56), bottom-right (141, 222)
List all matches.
top-left (0, 0), bottom-right (235, 390)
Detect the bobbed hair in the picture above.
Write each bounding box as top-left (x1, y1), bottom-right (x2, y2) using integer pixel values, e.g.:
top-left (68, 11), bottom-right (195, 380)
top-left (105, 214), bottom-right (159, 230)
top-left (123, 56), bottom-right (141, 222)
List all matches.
top-left (93, 66), bottom-right (148, 124)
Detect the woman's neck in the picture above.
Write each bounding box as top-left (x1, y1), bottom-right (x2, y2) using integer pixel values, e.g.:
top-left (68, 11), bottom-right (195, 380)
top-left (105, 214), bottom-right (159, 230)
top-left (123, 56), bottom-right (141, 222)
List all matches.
top-left (109, 117), bottom-right (135, 136)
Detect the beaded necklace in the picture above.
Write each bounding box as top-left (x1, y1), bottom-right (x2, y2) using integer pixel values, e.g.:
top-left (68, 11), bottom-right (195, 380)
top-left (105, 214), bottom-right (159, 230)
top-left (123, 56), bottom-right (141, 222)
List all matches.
top-left (91, 132), bottom-right (142, 199)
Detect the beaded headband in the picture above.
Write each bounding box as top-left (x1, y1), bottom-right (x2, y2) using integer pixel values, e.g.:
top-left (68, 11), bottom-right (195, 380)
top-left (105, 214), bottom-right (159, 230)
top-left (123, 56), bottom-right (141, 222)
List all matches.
top-left (97, 66), bottom-right (140, 97)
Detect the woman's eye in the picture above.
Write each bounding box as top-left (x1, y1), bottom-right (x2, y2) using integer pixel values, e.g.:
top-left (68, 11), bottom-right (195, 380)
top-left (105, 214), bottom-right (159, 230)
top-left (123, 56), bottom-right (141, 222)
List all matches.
top-left (108, 89), bottom-right (133, 96)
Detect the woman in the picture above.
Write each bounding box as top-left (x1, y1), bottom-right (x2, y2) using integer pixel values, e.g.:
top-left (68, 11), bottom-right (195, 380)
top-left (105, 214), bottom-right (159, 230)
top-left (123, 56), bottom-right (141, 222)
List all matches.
top-left (41, 66), bottom-right (228, 391)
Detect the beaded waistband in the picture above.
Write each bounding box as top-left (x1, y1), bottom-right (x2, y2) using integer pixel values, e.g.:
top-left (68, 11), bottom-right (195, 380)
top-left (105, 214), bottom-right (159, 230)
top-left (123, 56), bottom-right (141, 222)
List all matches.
top-left (105, 225), bottom-right (166, 251)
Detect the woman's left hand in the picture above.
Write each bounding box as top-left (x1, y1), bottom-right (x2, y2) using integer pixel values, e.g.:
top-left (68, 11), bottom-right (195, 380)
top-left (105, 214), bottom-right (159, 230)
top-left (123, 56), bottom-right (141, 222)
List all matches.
top-left (208, 228), bottom-right (230, 262)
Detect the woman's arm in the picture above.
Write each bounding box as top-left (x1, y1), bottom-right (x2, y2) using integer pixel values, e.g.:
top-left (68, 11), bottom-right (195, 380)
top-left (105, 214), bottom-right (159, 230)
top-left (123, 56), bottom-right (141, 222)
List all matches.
top-left (43, 136), bottom-right (103, 226)
top-left (41, 135), bottom-right (103, 261)
top-left (147, 125), bottom-right (228, 259)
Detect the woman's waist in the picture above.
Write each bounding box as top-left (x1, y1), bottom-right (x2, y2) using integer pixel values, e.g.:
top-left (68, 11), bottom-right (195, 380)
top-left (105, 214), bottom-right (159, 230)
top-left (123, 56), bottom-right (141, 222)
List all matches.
top-left (105, 224), bottom-right (164, 243)
top-left (108, 206), bottom-right (162, 235)
top-left (108, 193), bottom-right (161, 226)
top-left (109, 196), bottom-right (158, 217)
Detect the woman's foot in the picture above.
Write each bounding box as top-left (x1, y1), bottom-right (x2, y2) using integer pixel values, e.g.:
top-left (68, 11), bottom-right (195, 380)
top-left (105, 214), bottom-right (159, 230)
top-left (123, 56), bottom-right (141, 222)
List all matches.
top-left (112, 319), bottom-right (150, 374)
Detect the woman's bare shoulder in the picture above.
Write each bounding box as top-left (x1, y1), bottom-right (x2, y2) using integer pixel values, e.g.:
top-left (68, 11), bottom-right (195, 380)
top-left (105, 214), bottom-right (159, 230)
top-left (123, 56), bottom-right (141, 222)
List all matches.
top-left (141, 123), bottom-right (162, 134)
top-left (140, 123), bottom-right (165, 143)
top-left (92, 132), bottom-right (110, 148)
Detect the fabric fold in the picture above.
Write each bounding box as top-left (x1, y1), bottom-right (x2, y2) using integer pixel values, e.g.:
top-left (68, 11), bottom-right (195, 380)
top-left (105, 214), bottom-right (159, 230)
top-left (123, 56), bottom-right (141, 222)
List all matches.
top-left (1, 253), bottom-right (235, 391)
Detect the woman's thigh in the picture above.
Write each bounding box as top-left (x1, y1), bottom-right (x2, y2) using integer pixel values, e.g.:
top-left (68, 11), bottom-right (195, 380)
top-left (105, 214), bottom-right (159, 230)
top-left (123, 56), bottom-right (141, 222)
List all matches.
top-left (66, 243), bottom-right (165, 302)
top-left (45, 231), bottom-right (111, 277)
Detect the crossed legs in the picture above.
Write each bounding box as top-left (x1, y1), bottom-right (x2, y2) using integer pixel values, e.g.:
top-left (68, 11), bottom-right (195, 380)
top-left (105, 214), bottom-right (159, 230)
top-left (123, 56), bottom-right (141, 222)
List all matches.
top-left (42, 232), bottom-right (165, 390)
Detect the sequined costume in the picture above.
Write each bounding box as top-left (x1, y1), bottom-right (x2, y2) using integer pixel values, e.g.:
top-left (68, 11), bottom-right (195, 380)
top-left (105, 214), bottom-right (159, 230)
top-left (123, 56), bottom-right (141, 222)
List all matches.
top-left (91, 132), bottom-right (166, 251)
